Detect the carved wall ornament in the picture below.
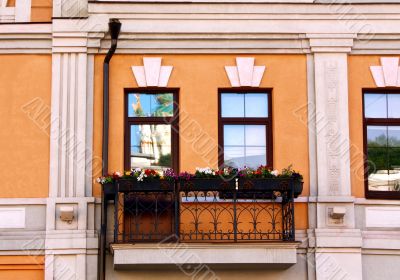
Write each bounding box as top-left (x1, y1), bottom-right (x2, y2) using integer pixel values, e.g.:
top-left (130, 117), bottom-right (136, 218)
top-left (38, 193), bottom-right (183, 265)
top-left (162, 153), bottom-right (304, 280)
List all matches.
top-left (370, 57), bottom-right (400, 87)
top-left (131, 57), bottom-right (173, 87)
top-left (225, 57), bottom-right (266, 87)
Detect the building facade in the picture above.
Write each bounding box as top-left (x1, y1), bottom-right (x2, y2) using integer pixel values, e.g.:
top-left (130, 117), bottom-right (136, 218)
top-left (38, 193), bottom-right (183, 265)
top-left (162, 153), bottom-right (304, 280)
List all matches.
top-left (1, 0), bottom-right (400, 279)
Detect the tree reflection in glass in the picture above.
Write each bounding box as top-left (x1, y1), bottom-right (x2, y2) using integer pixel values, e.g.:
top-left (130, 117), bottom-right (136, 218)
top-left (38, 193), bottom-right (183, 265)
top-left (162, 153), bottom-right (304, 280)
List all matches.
top-left (367, 126), bottom-right (400, 191)
top-left (128, 93), bottom-right (174, 169)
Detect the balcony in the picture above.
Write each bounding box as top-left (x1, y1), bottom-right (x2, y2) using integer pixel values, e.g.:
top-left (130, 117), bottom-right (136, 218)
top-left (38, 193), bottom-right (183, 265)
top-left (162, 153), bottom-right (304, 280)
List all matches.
top-left (103, 177), bottom-right (302, 269)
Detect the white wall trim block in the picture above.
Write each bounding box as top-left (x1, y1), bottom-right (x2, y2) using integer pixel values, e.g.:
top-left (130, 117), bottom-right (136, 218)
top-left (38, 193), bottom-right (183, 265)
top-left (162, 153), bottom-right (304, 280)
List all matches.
top-left (0, 208), bottom-right (25, 228)
top-left (366, 207), bottom-right (400, 228)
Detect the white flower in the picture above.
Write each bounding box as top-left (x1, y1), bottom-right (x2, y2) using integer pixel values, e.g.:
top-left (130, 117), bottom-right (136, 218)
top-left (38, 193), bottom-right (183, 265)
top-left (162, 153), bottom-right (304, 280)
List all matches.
top-left (137, 171), bottom-right (148, 182)
top-left (97, 177), bottom-right (106, 184)
top-left (196, 167), bottom-right (216, 175)
top-left (114, 171), bottom-right (121, 177)
top-left (271, 170), bottom-right (279, 176)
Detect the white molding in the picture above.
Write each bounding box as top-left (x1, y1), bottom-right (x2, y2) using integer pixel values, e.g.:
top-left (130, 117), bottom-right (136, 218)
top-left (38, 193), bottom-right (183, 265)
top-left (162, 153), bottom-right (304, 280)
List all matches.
top-left (85, 55), bottom-right (95, 197)
top-left (0, 198), bottom-right (47, 205)
top-left (0, 7), bottom-right (15, 23)
top-left (15, 0), bottom-right (30, 22)
top-left (306, 54), bottom-right (317, 198)
top-left (355, 198), bottom-right (400, 205)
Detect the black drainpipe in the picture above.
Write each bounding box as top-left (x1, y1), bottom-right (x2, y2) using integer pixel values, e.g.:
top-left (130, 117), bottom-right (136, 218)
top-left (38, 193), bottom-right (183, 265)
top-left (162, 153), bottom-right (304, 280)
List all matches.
top-left (99, 18), bottom-right (121, 280)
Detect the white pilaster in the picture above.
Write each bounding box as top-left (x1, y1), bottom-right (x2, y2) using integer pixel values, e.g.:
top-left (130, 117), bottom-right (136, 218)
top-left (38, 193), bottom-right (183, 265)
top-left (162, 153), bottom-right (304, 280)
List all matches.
top-left (308, 34), bottom-right (362, 280)
top-left (314, 52), bottom-right (351, 197)
top-left (49, 52), bottom-right (90, 198)
top-left (46, 24), bottom-right (98, 280)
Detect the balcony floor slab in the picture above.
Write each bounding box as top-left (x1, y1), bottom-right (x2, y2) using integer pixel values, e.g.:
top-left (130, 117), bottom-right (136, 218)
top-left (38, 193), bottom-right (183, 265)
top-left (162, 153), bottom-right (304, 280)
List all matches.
top-left (111, 242), bottom-right (300, 270)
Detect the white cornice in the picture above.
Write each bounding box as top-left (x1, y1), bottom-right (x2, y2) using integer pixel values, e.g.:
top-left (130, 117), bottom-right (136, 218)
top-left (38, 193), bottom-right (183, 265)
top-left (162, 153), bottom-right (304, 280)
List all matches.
top-left (0, 23), bottom-right (52, 53)
top-left (5, 3), bottom-right (400, 54)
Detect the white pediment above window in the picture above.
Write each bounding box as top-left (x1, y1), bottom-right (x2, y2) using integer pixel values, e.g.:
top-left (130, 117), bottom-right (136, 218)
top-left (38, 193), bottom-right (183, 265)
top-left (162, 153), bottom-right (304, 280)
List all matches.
top-left (131, 57), bottom-right (173, 87)
top-left (225, 57), bottom-right (266, 87)
top-left (370, 57), bottom-right (400, 87)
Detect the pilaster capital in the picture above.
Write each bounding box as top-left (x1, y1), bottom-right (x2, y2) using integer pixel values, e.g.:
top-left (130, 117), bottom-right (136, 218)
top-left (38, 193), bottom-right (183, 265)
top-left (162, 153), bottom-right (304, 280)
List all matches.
top-left (51, 18), bottom-right (105, 53)
top-left (307, 34), bottom-right (355, 53)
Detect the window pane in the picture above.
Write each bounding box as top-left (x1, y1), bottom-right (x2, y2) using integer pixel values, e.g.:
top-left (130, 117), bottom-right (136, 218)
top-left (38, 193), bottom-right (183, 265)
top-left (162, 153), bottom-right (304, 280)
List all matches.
top-left (130, 124), bottom-right (171, 169)
top-left (224, 125), bottom-right (244, 146)
top-left (364, 93), bottom-right (387, 118)
top-left (245, 147), bottom-right (266, 168)
top-left (367, 126), bottom-right (387, 147)
top-left (245, 125), bottom-right (266, 146)
top-left (388, 148), bottom-right (400, 191)
top-left (128, 93), bottom-right (173, 117)
top-left (224, 146), bottom-right (245, 168)
top-left (245, 94), bottom-right (268, 117)
top-left (221, 93), bottom-right (244, 117)
top-left (367, 147), bottom-right (389, 191)
top-left (223, 125), bottom-right (267, 168)
top-left (389, 126), bottom-right (400, 147)
top-left (388, 94), bottom-right (400, 118)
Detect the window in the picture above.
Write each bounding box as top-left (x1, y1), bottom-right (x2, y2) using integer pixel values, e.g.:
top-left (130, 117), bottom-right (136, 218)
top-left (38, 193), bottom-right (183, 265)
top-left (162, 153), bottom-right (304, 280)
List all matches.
top-left (125, 89), bottom-right (179, 171)
top-left (218, 89), bottom-right (272, 169)
top-left (363, 91), bottom-right (400, 199)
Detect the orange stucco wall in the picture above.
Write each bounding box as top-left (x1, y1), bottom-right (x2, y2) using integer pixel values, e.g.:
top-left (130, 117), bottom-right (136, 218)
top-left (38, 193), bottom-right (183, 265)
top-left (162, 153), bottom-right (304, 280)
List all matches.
top-left (348, 55), bottom-right (386, 198)
top-left (31, 0), bottom-right (52, 22)
top-left (0, 255), bottom-right (44, 280)
top-left (0, 55), bottom-right (51, 198)
top-left (92, 54), bottom-right (309, 227)
top-left (6, 0), bottom-right (15, 6)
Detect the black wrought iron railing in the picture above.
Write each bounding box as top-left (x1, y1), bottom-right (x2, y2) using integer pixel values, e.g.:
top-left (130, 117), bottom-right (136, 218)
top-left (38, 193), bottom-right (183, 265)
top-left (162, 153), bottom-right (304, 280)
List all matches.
top-left (103, 178), bottom-right (300, 244)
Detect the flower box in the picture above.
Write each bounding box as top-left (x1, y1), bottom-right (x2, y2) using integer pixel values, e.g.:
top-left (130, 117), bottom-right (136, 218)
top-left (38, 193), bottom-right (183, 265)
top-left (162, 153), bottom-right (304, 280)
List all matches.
top-left (178, 178), bottom-right (236, 192)
top-left (239, 178), bottom-right (303, 198)
top-left (105, 178), bottom-right (175, 193)
top-left (220, 178), bottom-right (303, 199)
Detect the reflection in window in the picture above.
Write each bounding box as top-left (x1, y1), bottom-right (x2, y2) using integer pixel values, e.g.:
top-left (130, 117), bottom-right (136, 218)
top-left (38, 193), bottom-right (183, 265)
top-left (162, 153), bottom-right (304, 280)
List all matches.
top-left (364, 92), bottom-right (400, 196)
top-left (130, 125), bottom-right (172, 169)
top-left (221, 93), bottom-right (268, 118)
top-left (364, 93), bottom-right (400, 119)
top-left (223, 125), bottom-right (266, 168)
top-left (126, 91), bottom-right (177, 171)
top-left (220, 92), bottom-right (270, 169)
top-left (366, 125), bottom-right (400, 192)
top-left (128, 93), bottom-right (173, 117)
